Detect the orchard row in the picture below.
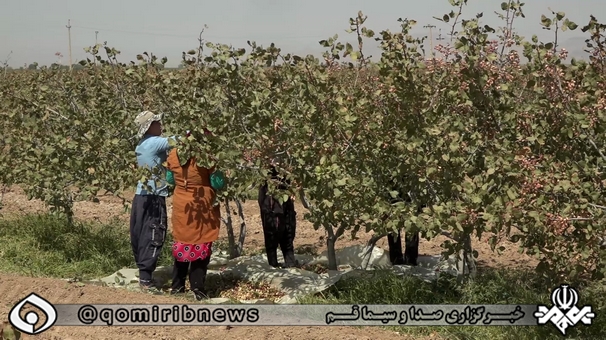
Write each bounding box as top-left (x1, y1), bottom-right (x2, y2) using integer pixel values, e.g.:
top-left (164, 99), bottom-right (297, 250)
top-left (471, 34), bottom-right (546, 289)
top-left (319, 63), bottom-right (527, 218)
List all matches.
top-left (1, 1), bottom-right (605, 281)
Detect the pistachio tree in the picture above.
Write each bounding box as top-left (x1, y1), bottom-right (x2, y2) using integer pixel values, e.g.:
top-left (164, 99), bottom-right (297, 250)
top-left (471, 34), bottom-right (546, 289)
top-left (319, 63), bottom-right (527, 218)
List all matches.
top-left (1, 0), bottom-right (604, 281)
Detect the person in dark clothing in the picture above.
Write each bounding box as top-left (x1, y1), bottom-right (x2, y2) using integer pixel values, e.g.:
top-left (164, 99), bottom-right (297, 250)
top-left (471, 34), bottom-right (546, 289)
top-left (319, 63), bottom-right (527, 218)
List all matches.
top-left (130, 111), bottom-right (175, 291)
top-left (258, 165), bottom-right (299, 268)
top-left (385, 176), bottom-right (423, 266)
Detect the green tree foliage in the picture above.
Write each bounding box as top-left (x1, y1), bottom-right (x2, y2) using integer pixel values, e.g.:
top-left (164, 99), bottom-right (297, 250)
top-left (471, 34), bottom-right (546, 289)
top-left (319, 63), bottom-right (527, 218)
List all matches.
top-left (1, 1), bottom-right (604, 283)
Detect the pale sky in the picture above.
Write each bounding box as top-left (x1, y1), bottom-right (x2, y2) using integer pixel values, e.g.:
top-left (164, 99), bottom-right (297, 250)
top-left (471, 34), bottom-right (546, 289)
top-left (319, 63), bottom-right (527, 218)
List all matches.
top-left (2, 0), bottom-right (605, 68)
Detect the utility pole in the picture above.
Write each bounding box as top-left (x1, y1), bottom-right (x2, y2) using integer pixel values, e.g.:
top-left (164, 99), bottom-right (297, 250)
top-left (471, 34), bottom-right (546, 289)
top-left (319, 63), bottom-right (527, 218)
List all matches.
top-left (437, 29), bottom-right (445, 43)
top-left (424, 24), bottom-right (436, 58)
top-left (66, 19), bottom-right (73, 70)
top-left (436, 29), bottom-right (445, 59)
top-left (94, 31), bottom-right (99, 66)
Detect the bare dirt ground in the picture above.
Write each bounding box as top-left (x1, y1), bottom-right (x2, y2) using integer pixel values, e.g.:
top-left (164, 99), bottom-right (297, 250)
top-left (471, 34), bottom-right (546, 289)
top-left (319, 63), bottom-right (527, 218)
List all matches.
top-left (0, 185), bottom-right (536, 339)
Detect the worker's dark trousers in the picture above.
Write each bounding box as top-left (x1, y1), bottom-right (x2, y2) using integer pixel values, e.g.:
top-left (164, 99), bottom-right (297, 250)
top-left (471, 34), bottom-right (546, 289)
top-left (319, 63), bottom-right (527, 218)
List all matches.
top-left (387, 230), bottom-right (419, 266)
top-left (171, 256), bottom-right (211, 294)
top-left (388, 205), bottom-right (424, 266)
top-left (129, 194), bottom-right (167, 285)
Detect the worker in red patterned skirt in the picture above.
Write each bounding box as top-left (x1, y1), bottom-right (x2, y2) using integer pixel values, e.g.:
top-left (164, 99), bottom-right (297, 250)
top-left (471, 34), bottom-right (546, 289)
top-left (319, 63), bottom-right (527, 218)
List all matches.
top-left (165, 129), bottom-right (224, 300)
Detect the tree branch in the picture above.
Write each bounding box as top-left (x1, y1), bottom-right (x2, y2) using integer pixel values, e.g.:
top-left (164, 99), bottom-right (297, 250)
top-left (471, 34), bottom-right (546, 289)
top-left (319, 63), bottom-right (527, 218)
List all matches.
top-left (235, 199), bottom-right (247, 256)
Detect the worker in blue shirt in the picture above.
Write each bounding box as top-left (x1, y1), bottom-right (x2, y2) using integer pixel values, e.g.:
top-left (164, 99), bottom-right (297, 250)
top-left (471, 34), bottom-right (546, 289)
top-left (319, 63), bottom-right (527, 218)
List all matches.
top-left (131, 111), bottom-right (175, 291)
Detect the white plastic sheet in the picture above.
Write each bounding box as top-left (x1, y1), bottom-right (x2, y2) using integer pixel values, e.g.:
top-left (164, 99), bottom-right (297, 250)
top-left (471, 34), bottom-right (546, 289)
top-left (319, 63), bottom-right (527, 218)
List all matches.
top-left (90, 245), bottom-right (460, 304)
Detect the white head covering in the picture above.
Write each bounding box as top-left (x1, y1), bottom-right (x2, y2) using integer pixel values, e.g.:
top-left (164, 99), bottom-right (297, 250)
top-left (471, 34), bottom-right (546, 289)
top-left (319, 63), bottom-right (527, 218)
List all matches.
top-left (134, 111), bottom-right (163, 138)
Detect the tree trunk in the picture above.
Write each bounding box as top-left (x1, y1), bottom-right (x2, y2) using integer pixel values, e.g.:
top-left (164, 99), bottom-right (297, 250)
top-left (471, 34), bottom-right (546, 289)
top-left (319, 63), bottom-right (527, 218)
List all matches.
top-left (456, 233), bottom-right (477, 283)
top-left (464, 233), bottom-right (477, 277)
top-left (326, 226), bottom-right (338, 270)
top-left (361, 233), bottom-right (385, 269)
top-left (0, 184), bottom-right (7, 211)
top-left (298, 188), bottom-right (340, 270)
top-left (325, 223), bottom-right (347, 271)
top-left (222, 198), bottom-right (239, 259)
top-left (53, 195), bottom-right (76, 231)
top-left (235, 199), bottom-right (247, 256)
